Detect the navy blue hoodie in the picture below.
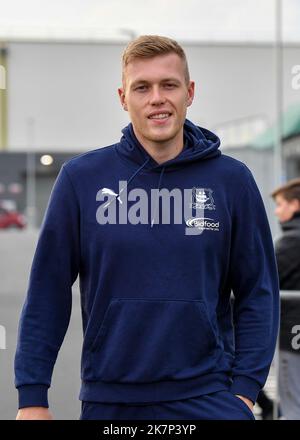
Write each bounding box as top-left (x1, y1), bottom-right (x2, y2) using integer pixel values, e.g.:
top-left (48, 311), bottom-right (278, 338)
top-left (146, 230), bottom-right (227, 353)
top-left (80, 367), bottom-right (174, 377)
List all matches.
top-left (14, 119), bottom-right (280, 409)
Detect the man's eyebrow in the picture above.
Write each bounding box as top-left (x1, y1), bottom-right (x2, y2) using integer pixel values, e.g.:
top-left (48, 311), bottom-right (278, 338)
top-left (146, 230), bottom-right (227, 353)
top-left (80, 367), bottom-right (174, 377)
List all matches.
top-left (130, 80), bottom-right (149, 88)
top-left (130, 78), bottom-right (181, 88)
top-left (161, 78), bottom-right (181, 83)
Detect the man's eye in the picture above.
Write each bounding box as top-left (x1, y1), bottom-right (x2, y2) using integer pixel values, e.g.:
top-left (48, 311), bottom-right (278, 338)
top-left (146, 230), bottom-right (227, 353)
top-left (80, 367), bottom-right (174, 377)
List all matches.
top-left (135, 85), bottom-right (147, 91)
top-left (164, 83), bottom-right (177, 88)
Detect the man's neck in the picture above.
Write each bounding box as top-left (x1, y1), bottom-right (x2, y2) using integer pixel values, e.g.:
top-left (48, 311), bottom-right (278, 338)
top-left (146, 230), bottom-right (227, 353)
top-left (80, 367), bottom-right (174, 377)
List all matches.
top-left (133, 129), bottom-right (185, 165)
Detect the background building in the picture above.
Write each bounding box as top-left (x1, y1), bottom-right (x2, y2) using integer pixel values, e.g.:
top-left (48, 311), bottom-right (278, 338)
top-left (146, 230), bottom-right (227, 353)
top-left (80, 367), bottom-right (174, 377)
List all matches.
top-left (1, 40), bottom-right (300, 231)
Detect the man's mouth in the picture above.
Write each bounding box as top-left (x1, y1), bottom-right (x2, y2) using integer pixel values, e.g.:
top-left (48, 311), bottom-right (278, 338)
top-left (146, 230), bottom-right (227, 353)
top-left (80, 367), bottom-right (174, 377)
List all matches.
top-left (148, 112), bottom-right (172, 120)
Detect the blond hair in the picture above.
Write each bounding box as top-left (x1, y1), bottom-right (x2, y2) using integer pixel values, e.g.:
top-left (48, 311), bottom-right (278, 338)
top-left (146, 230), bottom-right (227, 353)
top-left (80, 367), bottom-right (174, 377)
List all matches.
top-left (121, 35), bottom-right (190, 85)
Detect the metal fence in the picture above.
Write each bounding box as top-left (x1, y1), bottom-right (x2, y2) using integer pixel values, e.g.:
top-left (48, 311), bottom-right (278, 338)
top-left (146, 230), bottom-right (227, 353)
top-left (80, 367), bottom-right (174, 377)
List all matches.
top-left (271, 290), bottom-right (300, 420)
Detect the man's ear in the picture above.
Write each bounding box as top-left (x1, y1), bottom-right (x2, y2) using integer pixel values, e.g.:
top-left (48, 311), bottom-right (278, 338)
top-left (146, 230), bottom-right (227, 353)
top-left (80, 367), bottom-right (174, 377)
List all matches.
top-left (118, 87), bottom-right (128, 111)
top-left (292, 198), bottom-right (300, 212)
top-left (187, 81), bottom-right (195, 107)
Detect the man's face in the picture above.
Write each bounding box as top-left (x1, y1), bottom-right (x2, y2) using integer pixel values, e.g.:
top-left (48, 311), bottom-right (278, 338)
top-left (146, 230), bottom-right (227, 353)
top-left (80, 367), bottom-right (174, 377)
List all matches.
top-left (118, 53), bottom-right (195, 148)
top-left (274, 194), bottom-right (300, 223)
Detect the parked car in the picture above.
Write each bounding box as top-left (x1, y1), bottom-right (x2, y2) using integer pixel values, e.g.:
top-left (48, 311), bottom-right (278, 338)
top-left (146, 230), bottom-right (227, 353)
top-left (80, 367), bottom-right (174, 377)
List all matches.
top-left (0, 206), bottom-right (26, 229)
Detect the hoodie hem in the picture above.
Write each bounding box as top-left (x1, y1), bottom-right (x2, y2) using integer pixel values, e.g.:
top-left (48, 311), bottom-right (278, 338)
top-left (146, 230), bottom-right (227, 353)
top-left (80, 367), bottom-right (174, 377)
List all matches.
top-left (79, 372), bottom-right (231, 404)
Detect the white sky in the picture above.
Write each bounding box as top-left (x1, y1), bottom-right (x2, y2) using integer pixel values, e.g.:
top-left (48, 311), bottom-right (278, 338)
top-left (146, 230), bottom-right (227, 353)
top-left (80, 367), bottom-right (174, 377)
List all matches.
top-left (0, 0), bottom-right (300, 42)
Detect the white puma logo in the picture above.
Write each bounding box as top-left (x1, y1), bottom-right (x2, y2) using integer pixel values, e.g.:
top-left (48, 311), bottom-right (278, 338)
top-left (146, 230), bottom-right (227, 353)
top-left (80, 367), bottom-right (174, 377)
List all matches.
top-left (101, 188), bottom-right (123, 208)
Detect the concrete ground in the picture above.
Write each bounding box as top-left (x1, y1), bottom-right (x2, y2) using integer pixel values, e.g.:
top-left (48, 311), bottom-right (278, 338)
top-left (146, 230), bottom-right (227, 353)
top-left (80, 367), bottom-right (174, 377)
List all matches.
top-left (0, 229), bottom-right (276, 420)
top-left (0, 229), bottom-right (82, 420)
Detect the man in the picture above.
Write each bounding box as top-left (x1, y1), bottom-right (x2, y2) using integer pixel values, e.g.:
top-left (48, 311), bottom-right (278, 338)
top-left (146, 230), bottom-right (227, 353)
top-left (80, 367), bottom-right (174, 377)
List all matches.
top-left (15, 35), bottom-right (279, 420)
top-left (272, 178), bottom-right (300, 420)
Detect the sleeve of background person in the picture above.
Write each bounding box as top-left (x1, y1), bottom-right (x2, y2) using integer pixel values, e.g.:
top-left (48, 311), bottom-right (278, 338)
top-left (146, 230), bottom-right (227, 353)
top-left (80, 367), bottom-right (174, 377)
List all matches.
top-left (14, 165), bottom-right (80, 409)
top-left (228, 167), bottom-right (280, 404)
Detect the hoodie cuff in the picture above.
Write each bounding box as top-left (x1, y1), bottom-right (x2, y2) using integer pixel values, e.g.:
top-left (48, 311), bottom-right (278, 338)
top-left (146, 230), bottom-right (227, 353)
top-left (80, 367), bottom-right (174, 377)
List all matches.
top-left (229, 376), bottom-right (261, 404)
top-left (18, 385), bottom-right (49, 409)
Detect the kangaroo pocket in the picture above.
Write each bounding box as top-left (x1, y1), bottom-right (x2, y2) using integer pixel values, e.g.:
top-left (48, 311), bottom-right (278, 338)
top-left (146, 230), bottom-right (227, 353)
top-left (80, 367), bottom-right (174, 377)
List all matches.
top-left (89, 298), bottom-right (218, 383)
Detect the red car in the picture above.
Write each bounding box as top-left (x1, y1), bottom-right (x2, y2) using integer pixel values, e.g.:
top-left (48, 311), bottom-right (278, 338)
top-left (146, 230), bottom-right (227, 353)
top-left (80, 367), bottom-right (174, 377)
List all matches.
top-left (0, 206), bottom-right (26, 229)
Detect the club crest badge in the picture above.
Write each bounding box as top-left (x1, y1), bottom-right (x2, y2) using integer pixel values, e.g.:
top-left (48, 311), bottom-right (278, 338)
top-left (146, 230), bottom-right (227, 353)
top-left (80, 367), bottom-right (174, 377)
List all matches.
top-left (190, 188), bottom-right (216, 210)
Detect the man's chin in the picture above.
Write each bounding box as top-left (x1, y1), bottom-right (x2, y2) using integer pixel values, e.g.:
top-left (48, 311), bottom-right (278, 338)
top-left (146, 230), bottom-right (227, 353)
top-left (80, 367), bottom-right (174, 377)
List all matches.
top-left (145, 129), bottom-right (177, 144)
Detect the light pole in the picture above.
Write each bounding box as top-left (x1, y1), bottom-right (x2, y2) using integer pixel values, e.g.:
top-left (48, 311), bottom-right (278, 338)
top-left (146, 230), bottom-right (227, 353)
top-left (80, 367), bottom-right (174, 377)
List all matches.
top-left (274, 0), bottom-right (284, 188)
top-left (273, 0), bottom-right (283, 421)
top-left (26, 117), bottom-right (37, 229)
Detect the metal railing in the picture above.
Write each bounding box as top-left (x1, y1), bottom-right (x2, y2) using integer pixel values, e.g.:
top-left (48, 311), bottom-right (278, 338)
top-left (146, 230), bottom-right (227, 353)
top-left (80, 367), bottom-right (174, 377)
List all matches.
top-left (272, 290), bottom-right (300, 420)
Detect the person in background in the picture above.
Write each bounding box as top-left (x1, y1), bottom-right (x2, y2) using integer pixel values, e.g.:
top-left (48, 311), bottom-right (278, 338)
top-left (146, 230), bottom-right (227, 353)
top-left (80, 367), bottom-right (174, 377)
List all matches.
top-left (272, 178), bottom-right (300, 420)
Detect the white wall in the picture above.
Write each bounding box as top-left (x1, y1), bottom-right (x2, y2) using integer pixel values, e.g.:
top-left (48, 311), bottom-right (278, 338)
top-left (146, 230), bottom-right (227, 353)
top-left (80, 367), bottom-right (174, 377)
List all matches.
top-left (7, 43), bottom-right (128, 151)
top-left (6, 41), bottom-right (300, 151)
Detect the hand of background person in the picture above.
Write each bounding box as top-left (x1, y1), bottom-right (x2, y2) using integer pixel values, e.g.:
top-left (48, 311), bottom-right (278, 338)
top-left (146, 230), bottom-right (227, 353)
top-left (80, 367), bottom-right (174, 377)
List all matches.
top-left (16, 407), bottom-right (53, 420)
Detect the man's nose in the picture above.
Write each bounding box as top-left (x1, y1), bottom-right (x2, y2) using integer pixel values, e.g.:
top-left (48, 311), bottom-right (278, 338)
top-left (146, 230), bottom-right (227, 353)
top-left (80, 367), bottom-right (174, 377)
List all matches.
top-left (149, 86), bottom-right (166, 105)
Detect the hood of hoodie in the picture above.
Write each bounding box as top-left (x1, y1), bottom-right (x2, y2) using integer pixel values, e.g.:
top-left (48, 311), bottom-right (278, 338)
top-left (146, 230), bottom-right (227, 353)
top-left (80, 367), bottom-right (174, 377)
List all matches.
top-left (113, 118), bottom-right (221, 227)
top-left (115, 118), bottom-right (221, 173)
